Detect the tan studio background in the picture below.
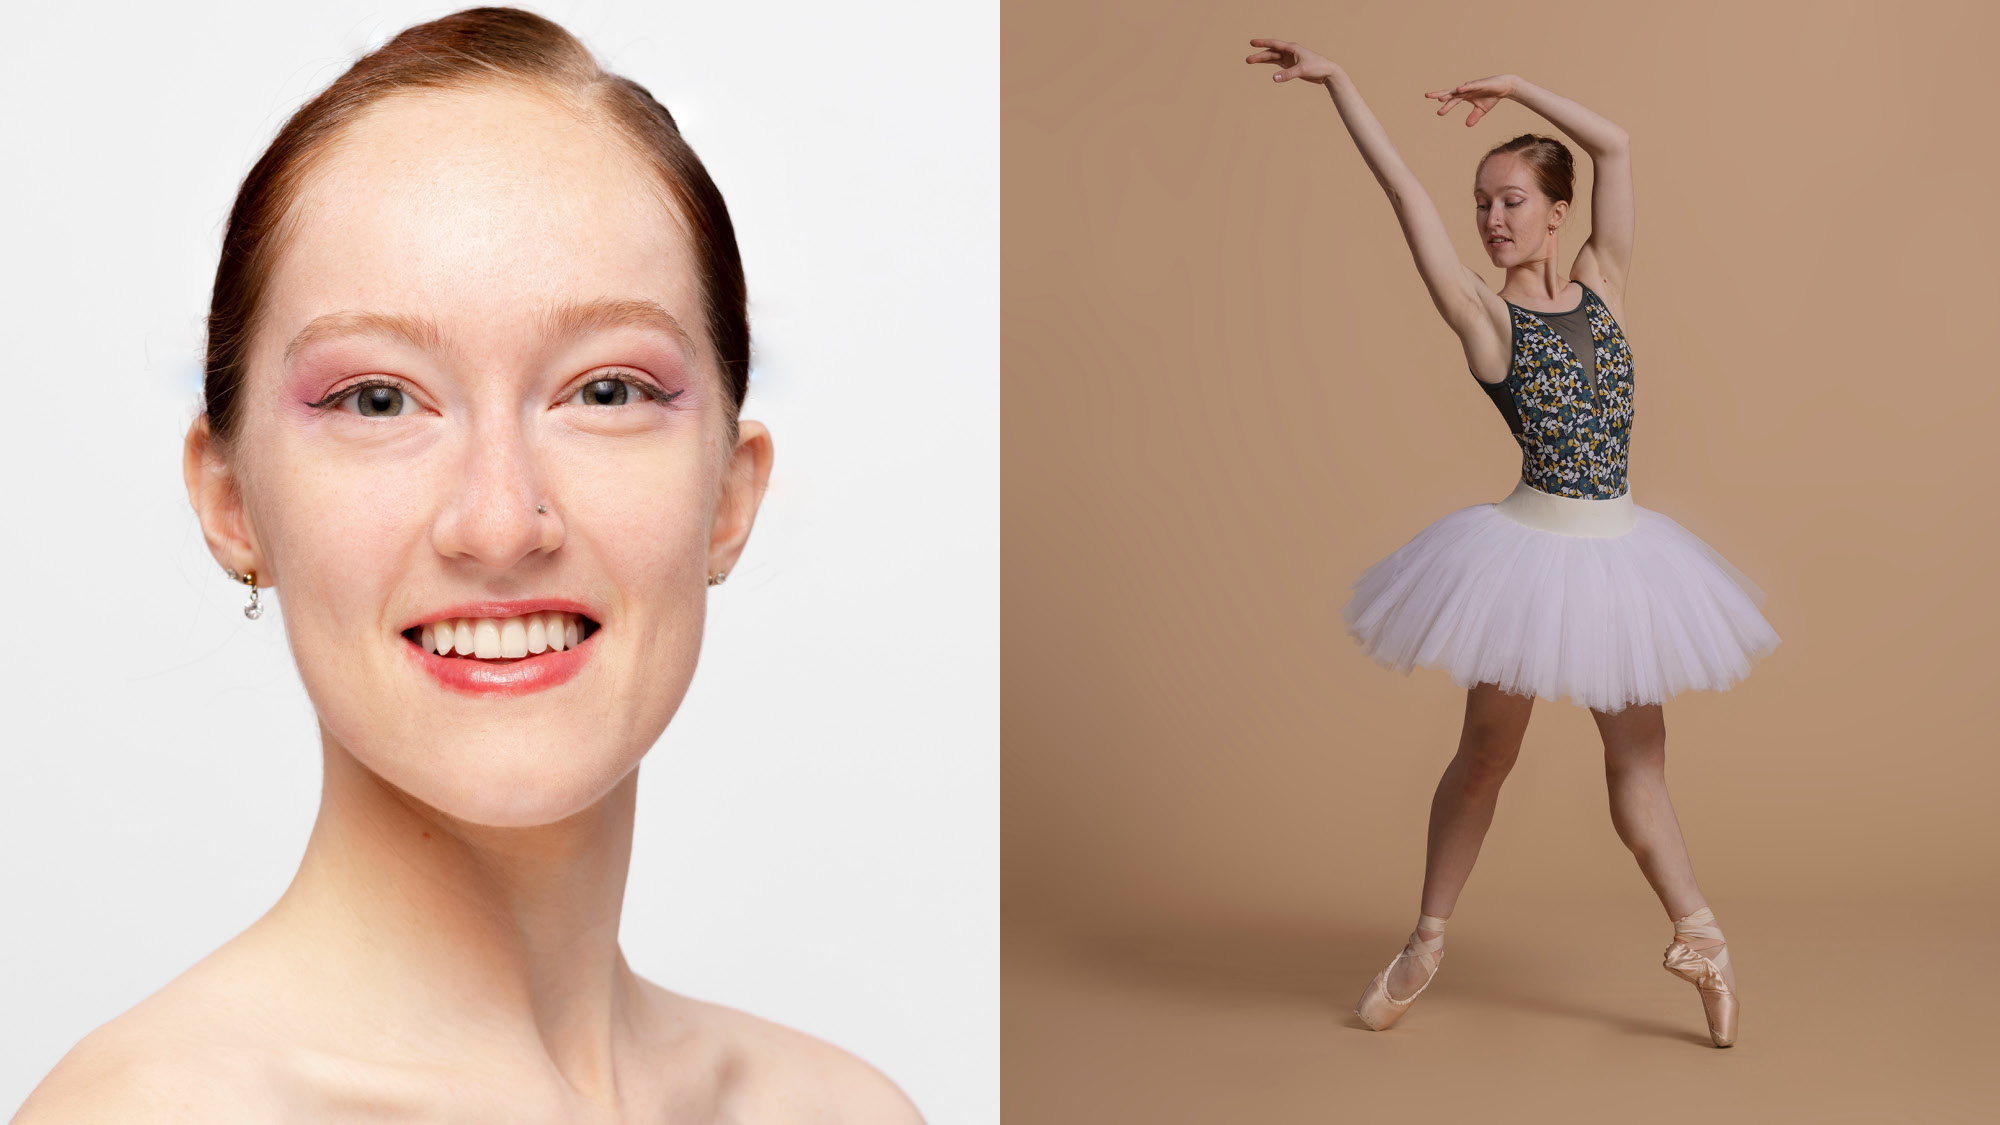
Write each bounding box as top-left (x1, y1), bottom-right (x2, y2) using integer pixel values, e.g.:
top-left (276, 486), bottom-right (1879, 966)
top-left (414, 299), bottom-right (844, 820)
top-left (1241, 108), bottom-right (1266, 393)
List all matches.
top-left (1003, 0), bottom-right (1999, 1120)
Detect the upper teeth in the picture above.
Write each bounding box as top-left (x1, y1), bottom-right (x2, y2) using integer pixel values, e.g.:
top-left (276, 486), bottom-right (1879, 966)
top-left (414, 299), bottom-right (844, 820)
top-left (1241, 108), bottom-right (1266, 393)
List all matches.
top-left (419, 612), bottom-right (582, 659)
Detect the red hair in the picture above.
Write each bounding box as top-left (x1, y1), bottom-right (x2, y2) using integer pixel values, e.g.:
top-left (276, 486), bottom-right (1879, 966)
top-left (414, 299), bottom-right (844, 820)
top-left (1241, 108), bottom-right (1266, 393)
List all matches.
top-left (1479, 133), bottom-right (1575, 205)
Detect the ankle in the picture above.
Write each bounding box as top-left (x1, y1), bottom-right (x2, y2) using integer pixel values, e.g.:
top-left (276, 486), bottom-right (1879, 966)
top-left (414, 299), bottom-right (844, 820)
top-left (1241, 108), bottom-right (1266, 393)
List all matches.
top-left (1668, 903), bottom-right (1714, 927)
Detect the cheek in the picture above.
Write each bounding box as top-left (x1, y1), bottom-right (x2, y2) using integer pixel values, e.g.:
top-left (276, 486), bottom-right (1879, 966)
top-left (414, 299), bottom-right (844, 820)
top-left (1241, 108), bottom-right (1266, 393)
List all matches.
top-left (554, 434), bottom-right (713, 561)
top-left (552, 437), bottom-right (716, 756)
top-left (548, 433), bottom-right (717, 660)
top-left (244, 435), bottom-right (433, 631)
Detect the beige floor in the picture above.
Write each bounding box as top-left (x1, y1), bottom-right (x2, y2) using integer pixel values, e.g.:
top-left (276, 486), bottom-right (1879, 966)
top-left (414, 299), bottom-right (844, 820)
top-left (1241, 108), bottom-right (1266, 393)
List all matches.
top-left (1004, 894), bottom-right (1999, 1123)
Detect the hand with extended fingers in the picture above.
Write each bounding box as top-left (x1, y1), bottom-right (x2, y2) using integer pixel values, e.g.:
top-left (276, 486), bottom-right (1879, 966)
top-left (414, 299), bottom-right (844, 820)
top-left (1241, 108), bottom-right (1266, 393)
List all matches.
top-left (1424, 74), bottom-right (1520, 126)
top-left (1245, 38), bottom-right (1341, 85)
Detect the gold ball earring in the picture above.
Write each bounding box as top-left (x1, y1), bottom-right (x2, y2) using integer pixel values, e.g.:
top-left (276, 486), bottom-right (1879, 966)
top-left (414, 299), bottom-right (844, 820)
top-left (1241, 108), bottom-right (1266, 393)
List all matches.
top-left (224, 568), bottom-right (263, 620)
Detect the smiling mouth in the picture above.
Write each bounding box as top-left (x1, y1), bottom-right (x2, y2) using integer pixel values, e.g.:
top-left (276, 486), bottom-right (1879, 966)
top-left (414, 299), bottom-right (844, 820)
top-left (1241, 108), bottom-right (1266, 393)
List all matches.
top-left (403, 611), bottom-right (600, 662)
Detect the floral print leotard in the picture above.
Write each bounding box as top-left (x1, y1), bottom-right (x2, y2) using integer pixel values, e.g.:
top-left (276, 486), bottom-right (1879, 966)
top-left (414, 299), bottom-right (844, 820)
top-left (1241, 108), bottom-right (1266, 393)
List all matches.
top-left (1474, 281), bottom-right (1635, 500)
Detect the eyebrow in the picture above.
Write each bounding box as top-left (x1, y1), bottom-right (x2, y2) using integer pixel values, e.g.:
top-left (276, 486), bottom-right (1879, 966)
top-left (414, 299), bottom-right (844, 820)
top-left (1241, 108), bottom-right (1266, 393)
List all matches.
top-left (284, 310), bottom-right (444, 365)
top-left (541, 298), bottom-right (697, 357)
top-left (283, 298), bottom-right (698, 366)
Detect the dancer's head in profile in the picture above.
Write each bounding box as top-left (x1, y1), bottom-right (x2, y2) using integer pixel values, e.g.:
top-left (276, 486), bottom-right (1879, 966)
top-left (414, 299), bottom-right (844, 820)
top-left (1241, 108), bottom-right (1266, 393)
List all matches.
top-left (19, 8), bottom-right (923, 1119)
top-left (1475, 133), bottom-right (1576, 269)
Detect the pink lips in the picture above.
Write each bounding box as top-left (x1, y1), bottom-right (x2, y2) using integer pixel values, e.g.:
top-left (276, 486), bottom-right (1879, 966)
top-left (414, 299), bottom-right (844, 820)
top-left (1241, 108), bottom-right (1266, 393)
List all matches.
top-left (400, 599), bottom-right (598, 697)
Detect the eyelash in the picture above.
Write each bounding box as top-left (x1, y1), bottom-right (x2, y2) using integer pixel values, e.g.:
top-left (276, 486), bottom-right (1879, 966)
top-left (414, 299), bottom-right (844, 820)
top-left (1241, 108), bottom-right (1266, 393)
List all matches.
top-left (308, 377), bottom-right (410, 412)
top-left (570, 373), bottom-right (685, 407)
top-left (306, 373), bottom-right (688, 412)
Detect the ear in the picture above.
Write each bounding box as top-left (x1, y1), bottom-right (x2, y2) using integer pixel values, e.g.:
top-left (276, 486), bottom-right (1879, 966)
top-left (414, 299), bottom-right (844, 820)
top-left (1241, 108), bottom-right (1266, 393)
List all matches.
top-left (709, 418), bottom-right (773, 578)
top-left (183, 415), bottom-right (267, 583)
top-left (1549, 199), bottom-right (1570, 229)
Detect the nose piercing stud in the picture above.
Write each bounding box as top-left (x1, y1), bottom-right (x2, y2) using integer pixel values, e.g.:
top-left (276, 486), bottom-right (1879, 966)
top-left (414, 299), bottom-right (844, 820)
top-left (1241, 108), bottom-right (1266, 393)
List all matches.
top-left (537, 504), bottom-right (548, 514)
top-left (224, 568), bottom-right (263, 620)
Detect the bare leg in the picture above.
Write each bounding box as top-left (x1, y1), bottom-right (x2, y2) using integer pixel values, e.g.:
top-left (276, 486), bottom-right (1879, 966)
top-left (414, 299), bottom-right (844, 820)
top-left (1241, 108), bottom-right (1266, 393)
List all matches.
top-left (1384, 682), bottom-right (1534, 998)
top-left (1592, 703), bottom-right (1734, 991)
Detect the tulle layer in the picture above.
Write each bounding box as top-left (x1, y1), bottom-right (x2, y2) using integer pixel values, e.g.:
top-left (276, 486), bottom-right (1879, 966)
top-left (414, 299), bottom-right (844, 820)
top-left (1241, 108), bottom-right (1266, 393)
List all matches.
top-left (1340, 501), bottom-right (1780, 713)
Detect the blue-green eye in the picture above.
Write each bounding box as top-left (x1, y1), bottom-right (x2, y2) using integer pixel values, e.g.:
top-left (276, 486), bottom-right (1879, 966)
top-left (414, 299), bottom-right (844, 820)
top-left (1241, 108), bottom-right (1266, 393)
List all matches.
top-left (351, 385), bottom-right (408, 416)
top-left (565, 375), bottom-right (683, 408)
top-left (573, 378), bottom-right (632, 407)
top-left (314, 381), bottom-right (413, 416)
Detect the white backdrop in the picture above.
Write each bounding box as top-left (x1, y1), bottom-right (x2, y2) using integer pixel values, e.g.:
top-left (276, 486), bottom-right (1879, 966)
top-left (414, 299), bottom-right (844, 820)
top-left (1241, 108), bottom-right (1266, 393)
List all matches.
top-left (0, 2), bottom-right (996, 1120)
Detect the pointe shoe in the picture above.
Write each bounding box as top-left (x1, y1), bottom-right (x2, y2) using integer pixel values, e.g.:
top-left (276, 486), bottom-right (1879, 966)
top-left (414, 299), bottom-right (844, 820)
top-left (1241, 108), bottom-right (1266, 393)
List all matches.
top-left (1663, 905), bottom-right (1737, 1047)
top-left (1354, 914), bottom-right (1448, 1030)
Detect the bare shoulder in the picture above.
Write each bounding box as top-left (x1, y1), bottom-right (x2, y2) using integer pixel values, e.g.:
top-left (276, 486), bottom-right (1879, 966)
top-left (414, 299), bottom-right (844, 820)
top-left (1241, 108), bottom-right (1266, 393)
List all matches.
top-left (12, 995), bottom-right (282, 1123)
top-left (639, 980), bottom-right (925, 1124)
top-left (1570, 262), bottom-right (1631, 326)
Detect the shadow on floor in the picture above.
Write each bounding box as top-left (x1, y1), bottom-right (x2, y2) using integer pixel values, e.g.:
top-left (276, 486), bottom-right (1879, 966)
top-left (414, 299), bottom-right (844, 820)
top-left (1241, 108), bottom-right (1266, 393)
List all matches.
top-left (1047, 921), bottom-right (1707, 1045)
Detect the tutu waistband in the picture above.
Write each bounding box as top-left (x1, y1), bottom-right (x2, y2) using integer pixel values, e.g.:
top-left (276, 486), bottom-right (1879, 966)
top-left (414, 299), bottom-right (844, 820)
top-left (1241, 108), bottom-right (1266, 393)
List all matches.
top-left (1493, 479), bottom-right (1636, 538)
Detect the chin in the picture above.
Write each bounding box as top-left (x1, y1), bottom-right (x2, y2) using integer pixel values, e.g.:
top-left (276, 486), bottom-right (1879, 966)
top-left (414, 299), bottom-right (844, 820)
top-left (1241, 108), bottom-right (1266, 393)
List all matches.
top-left (299, 627), bottom-right (699, 828)
top-left (347, 723), bottom-right (657, 829)
top-left (447, 752), bottom-right (639, 827)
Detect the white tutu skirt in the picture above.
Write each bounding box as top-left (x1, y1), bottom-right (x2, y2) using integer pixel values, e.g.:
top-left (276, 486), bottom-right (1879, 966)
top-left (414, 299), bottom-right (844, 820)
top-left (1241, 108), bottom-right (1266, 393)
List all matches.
top-left (1341, 480), bottom-right (1780, 713)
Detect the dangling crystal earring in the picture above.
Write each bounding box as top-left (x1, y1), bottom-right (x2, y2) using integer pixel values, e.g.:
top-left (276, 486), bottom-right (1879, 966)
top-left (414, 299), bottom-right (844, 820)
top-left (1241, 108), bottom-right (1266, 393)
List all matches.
top-left (224, 568), bottom-right (263, 620)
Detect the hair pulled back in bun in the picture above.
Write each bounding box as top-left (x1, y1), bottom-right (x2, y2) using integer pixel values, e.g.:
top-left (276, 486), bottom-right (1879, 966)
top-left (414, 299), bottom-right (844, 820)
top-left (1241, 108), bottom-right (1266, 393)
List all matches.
top-left (1479, 133), bottom-right (1574, 204)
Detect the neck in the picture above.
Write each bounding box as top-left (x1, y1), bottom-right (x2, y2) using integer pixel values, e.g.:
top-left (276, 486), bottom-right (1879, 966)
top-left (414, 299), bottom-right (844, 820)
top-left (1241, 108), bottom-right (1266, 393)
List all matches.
top-left (267, 730), bottom-right (642, 1101)
top-left (1502, 241), bottom-right (1567, 302)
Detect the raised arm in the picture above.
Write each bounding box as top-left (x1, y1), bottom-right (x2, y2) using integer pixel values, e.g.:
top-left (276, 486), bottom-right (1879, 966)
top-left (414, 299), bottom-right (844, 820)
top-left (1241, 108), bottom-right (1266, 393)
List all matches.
top-left (1247, 40), bottom-right (1502, 352)
top-left (1429, 75), bottom-right (1634, 297)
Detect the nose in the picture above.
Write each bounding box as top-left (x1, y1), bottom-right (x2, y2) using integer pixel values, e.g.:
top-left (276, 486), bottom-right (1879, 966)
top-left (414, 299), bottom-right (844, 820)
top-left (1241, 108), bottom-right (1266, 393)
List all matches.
top-left (429, 407), bottom-right (562, 569)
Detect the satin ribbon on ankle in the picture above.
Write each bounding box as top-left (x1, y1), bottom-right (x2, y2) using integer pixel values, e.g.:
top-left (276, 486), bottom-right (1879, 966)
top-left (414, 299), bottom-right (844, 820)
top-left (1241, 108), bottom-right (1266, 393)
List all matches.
top-left (1666, 906), bottom-right (1730, 977)
top-left (1389, 914), bottom-right (1450, 1000)
top-left (1407, 914), bottom-right (1449, 968)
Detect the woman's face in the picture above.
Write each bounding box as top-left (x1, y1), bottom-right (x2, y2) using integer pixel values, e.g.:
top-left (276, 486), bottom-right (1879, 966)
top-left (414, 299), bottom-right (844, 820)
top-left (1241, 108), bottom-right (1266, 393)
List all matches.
top-left (1474, 153), bottom-right (1566, 268)
top-left (188, 85), bottom-right (768, 827)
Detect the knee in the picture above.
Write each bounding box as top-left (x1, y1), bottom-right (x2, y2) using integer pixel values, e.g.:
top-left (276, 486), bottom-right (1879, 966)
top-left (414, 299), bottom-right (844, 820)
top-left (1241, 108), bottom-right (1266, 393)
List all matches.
top-left (1455, 727), bottom-right (1522, 793)
top-left (1604, 730), bottom-right (1667, 775)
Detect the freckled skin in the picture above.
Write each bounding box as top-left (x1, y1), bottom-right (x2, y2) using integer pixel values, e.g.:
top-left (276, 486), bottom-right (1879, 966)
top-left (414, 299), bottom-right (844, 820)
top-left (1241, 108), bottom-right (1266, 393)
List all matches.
top-left (18, 86), bottom-right (923, 1122)
top-left (251, 89), bottom-right (720, 827)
